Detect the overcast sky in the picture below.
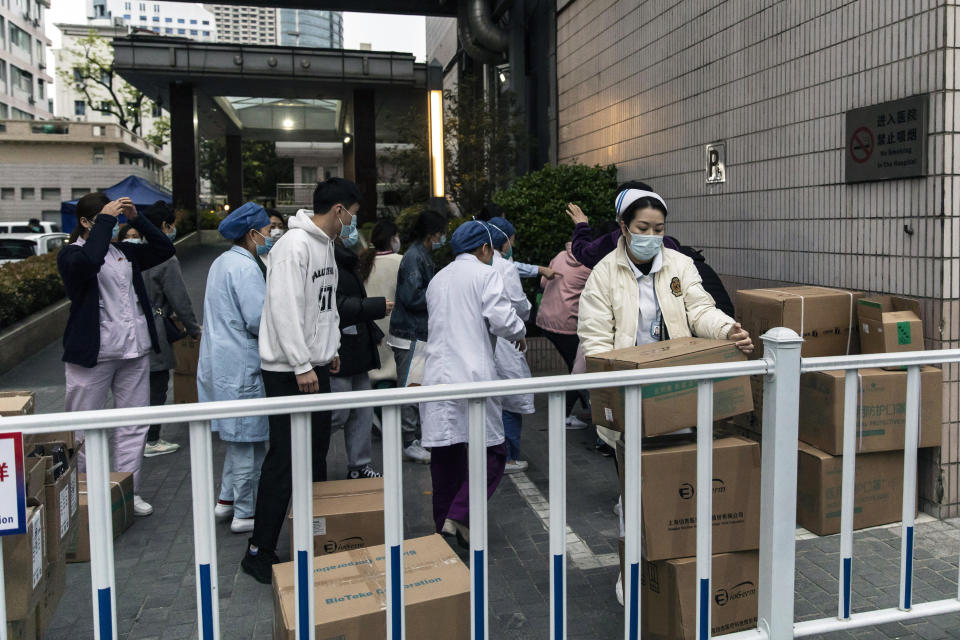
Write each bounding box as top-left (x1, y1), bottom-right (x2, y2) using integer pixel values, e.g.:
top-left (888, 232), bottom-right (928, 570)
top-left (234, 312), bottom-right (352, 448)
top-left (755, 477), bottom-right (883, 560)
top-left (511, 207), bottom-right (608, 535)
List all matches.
top-left (44, 4), bottom-right (426, 58)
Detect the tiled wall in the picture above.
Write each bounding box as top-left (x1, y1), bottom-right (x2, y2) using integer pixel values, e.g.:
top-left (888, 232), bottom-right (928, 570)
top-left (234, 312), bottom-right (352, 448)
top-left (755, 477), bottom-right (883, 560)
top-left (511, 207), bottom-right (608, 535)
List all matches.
top-left (557, 0), bottom-right (960, 516)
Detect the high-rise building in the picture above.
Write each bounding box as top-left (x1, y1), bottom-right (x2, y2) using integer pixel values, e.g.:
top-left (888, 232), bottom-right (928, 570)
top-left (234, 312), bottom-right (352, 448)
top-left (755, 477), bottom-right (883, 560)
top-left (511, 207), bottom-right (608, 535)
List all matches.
top-left (277, 9), bottom-right (342, 48)
top-left (0, 0), bottom-right (54, 120)
top-left (206, 4), bottom-right (276, 46)
top-left (87, 0), bottom-right (217, 42)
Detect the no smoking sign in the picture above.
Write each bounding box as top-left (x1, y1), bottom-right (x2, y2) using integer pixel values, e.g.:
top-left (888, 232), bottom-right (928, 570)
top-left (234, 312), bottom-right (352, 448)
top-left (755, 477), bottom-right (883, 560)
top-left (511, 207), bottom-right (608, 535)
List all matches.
top-left (849, 127), bottom-right (874, 164)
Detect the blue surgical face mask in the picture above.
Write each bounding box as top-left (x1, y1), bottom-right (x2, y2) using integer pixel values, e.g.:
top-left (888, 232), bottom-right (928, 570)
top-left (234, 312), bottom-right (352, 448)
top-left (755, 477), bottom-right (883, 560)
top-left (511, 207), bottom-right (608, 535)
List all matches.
top-left (255, 231), bottom-right (274, 256)
top-left (627, 232), bottom-right (663, 262)
top-left (343, 225), bottom-right (360, 248)
top-left (165, 228), bottom-right (177, 242)
top-left (338, 206), bottom-right (356, 240)
top-left (503, 245), bottom-right (514, 260)
top-left (431, 234), bottom-right (446, 251)
top-left (111, 223), bottom-right (120, 240)
top-left (123, 238), bottom-right (142, 244)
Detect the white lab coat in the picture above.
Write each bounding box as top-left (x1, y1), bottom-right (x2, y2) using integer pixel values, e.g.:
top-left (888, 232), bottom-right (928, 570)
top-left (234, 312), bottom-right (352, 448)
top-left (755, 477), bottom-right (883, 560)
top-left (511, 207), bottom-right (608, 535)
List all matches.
top-left (420, 253), bottom-right (526, 448)
top-left (491, 251), bottom-right (535, 415)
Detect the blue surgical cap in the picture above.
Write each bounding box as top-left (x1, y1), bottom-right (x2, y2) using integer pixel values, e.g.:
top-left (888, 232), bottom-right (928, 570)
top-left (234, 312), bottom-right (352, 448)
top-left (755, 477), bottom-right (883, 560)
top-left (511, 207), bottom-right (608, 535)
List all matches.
top-left (486, 217), bottom-right (515, 250)
top-left (218, 202), bottom-right (270, 240)
top-left (451, 220), bottom-right (494, 255)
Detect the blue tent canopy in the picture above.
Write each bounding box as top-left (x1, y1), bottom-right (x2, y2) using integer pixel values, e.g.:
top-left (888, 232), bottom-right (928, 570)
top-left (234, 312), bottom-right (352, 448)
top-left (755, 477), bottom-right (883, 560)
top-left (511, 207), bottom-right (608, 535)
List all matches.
top-left (60, 175), bottom-right (172, 234)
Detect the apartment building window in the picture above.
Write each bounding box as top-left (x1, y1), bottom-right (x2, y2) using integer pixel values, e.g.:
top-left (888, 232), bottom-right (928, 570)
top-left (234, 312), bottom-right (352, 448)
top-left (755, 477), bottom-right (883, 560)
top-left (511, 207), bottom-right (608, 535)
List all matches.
top-left (11, 66), bottom-right (32, 98)
top-left (11, 107), bottom-right (32, 119)
top-left (202, 31), bottom-right (210, 36)
top-left (73, 67), bottom-right (82, 82)
top-left (165, 17), bottom-right (171, 23)
top-left (151, 102), bottom-right (161, 117)
top-left (41, 187), bottom-right (60, 201)
top-left (139, 2), bottom-right (145, 10)
top-left (153, 3), bottom-right (159, 11)
top-left (152, 16), bottom-right (159, 22)
top-left (92, 147), bottom-right (104, 164)
top-left (0, 104), bottom-right (6, 119)
top-left (98, 101), bottom-right (110, 113)
top-left (9, 23), bottom-right (31, 58)
top-left (74, 100), bottom-right (85, 116)
top-left (189, 29), bottom-right (197, 35)
top-left (71, 188), bottom-right (89, 199)
top-left (164, 28), bottom-right (172, 34)
top-left (177, 29), bottom-right (184, 34)
top-left (123, 14), bottom-right (130, 20)
top-left (139, 15), bottom-right (146, 21)
top-left (301, 166), bottom-right (317, 184)
top-left (190, 19), bottom-right (196, 24)
top-left (124, 2), bottom-right (131, 9)
top-left (0, 188), bottom-right (14, 200)
top-left (100, 70), bottom-right (110, 84)
top-left (20, 187), bottom-right (34, 200)
top-left (202, 20), bottom-right (209, 25)
top-left (36, 78), bottom-right (43, 100)
top-left (177, 18), bottom-right (184, 23)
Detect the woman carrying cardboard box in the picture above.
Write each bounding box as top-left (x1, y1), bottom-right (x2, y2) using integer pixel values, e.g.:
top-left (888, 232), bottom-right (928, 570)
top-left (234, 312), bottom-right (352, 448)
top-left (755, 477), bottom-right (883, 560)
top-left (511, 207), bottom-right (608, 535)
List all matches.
top-left (577, 184), bottom-right (754, 602)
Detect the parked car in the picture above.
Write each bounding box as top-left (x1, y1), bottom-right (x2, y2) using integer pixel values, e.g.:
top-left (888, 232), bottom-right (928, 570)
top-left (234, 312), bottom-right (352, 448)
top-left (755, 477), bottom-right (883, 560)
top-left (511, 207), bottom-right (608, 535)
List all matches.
top-left (0, 233), bottom-right (68, 264)
top-left (0, 221), bottom-right (60, 234)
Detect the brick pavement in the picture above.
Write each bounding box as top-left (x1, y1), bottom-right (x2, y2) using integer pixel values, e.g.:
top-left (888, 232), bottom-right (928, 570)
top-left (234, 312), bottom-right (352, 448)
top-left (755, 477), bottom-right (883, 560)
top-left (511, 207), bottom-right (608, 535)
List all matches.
top-left (2, 239), bottom-right (960, 639)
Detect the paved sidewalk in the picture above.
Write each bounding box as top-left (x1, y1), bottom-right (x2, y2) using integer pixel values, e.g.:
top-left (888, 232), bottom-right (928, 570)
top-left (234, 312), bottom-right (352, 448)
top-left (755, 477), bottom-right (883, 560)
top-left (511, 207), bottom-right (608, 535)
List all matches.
top-left (1, 239), bottom-right (959, 639)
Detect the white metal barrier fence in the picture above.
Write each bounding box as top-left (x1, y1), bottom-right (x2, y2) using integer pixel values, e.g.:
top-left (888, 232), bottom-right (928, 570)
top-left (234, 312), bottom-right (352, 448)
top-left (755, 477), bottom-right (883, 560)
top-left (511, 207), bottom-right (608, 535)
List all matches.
top-left (1, 328), bottom-right (960, 640)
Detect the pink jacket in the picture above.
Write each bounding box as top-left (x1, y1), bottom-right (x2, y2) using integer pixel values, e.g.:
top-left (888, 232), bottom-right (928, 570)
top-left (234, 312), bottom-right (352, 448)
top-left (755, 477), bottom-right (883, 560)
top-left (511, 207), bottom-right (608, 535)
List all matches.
top-left (535, 243), bottom-right (591, 335)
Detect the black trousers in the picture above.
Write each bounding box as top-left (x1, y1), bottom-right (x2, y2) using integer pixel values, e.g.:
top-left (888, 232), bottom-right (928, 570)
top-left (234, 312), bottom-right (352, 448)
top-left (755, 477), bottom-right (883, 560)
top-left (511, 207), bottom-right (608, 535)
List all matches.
top-left (541, 329), bottom-right (590, 415)
top-left (146, 369), bottom-right (170, 443)
top-left (250, 366), bottom-right (333, 553)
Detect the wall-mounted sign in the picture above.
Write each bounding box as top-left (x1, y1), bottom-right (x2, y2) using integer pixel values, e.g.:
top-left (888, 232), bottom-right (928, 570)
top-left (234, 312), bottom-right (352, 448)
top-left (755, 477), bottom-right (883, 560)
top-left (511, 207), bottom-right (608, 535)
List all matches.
top-left (845, 95), bottom-right (927, 183)
top-left (706, 142), bottom-right (726, 184)
top-left (0, 432), bottom-right (26, 536)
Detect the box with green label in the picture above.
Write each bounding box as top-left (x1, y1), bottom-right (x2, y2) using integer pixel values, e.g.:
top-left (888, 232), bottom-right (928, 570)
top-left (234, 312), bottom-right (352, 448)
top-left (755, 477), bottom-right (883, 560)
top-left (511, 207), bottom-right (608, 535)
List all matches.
top-left (857, 295), bottom-right (923, 353)
top-left (799, 367), bottom-right (942, 454)
top-left (586, 338), bottom-right (753, 437)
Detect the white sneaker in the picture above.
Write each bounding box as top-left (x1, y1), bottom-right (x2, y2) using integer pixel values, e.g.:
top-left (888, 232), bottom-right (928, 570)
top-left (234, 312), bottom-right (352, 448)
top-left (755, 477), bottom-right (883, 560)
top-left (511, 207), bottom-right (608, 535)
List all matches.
top-left (403, 440), bottom-right (431, 464)
top-left (613, 501), bottom-right (621, 517)
top-left (504, 460), bottom-right (529, 474)
top-left (214, 501), bottom-right (234, 521)
top-left (441, 519), bottom-right (457, 537)
top-left (616, 572), bottom-right (624, 606)
top-left (565, 415), bottom-right (590, 430)
top-left (143, 439), bottom-right (180, 457)
top-left (133, 495), bottom-right (153, 517)
top-left (230, 517), bottom-right (255, 534)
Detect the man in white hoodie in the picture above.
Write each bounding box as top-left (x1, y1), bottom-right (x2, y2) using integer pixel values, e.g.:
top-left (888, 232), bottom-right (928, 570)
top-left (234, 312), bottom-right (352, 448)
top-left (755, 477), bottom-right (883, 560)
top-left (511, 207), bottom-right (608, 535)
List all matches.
top-left (241, 177), bottom-right (360, 583)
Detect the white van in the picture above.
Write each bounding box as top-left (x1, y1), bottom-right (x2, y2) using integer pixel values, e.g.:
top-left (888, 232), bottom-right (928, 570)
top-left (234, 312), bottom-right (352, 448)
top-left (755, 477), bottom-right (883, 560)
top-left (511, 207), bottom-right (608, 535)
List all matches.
top-left (0, 233), bottom-right (69, 264)
top-left (0, 220), bottom-right (61, 234)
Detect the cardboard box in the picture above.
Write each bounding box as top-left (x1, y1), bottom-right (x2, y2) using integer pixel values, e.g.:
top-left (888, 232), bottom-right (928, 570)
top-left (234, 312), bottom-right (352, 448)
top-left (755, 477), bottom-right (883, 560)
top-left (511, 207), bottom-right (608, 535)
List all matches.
top-left (34, 542), bottom-right (65, 635)
top-left (586, 339), bottom-right (753, 437)
top-left (68, 472), bottom-right (135, 564)
top-left (616, 437), bottom-right (761, 561)
top-left (33, 443), bottom-right (79, 568)
top-left (0, 391), bottom-right (35, 416)
top-left (288, 478), bottom-right (384, 557)
top-left (24, 456), bottom-right (45, 504)
top-left (735, 286), bottom-right (864, 359)
top-left (5, 608), bottom-right (37, 640)
top-left (799, 367), bottom-right (942, 454)
top-left (797, 442), bottom-right (906, 536)
top-left (272, 534), bottom-right (470, 640)
top-left (3, 505), bottom-right (45, 621)
top-left (25, 432), bottom-right (76, 453)
top-left (173, 372), bottom-right (198, 404)
top-left (857, 296), bottom-right (924, 353)
top-left (173, 336), bottom-right (200, 375)
top-left (641, 551), bottom-right (759, 639)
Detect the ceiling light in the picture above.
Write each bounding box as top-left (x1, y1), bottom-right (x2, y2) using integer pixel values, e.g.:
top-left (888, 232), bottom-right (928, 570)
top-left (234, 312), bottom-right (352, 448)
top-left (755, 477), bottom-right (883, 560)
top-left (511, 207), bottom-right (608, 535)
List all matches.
top-left (343, 135), bottom-right (352, 144)
top-left (282, 118), bottom-right (294, 129)
top-left (499, 71), bottom-right (507, 83)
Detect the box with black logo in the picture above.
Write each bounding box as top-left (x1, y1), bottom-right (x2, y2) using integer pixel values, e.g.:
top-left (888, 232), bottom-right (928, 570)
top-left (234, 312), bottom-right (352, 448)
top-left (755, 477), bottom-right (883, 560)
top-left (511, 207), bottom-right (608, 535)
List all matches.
top-left (287, 478), bottom-right (384, 556)
top-left (617, 436), bottom-right (760, 561)
top-left (641, 551), bottom-right (759, 639)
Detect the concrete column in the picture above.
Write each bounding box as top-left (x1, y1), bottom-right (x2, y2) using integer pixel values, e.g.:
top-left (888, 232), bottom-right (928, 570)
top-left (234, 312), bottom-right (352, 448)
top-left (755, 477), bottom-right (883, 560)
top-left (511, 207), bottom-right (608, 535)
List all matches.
top-left (169, 82), bottom-right (199, 215)
top-left (226, 134), bottom-right (243, 210)
top-left (353, 88), bottom-right (377, 223)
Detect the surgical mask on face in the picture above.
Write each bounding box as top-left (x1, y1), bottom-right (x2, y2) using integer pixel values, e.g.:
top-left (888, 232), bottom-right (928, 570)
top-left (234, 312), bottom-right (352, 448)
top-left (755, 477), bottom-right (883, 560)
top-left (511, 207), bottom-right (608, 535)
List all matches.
top-left (390, 236), bottom-right (401, 253)
top-left (432, 234), bottom-right (446, 250)
top-left (123, 237), bottom-right (142, 244)
top-left (503, 244), bottom-right (514, 260)
top-left (627, 232), bottom-right (663, 262)
top-left (270, 227), bottom-right (283, 239)
top-left (165, 228), bottom-right (177, 242)
top-left (338, 206), bottom-right (356, 240)
top-left (254, 231), bottom-right (274, 256)
top-left (343, 225), bottom-right (360, 248)
top-left (111, 223), bottom-right (120, 240)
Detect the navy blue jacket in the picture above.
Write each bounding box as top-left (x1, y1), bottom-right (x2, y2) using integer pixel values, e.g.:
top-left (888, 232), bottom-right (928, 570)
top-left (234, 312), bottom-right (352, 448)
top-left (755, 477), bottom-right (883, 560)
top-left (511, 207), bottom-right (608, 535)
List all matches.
top-left (58, 214), bottom-right (176, 368)
top-left (388, 241), bottom-right (434, 342)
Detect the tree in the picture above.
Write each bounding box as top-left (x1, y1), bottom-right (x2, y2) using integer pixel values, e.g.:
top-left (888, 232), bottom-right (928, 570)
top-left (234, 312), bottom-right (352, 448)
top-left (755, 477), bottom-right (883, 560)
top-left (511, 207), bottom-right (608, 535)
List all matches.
top-left (380, 74), bottom-right (526, 216)
top-left (59, 31), bottom-right (169, 146)
top-left (199, 138), bottom-right (293, 200)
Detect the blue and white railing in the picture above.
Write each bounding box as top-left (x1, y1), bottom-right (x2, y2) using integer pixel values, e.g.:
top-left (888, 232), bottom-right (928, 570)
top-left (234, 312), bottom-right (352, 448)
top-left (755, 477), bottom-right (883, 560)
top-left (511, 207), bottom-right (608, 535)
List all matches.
top-left (1, 328), bottom-right (960, 640)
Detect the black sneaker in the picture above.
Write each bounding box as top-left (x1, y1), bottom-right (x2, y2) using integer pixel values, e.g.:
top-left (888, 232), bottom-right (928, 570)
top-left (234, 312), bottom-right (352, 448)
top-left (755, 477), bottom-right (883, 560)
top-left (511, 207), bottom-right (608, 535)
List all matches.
top-left (348, 464), bottom-right (382, 480)
top-left (595, 441), bottom-right (615, 457)
top-left (241, 548), bottom-right (279, 585)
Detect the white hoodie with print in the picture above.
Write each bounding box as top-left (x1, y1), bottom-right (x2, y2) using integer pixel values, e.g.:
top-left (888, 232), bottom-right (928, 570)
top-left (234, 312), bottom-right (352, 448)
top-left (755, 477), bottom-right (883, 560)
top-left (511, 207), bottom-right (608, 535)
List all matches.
top-left (259, 209), bottom-right (340, 374)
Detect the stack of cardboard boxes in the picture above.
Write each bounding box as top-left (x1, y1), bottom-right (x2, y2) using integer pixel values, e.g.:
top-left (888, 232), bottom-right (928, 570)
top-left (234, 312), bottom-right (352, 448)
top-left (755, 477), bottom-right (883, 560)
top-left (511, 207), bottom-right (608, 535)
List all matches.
top-left (585, 340), bottom-right (761, 639)
top-left (271, 478), bottom-right (471, 639)
top-left (1, 392), bottom-right (80, 640)
top-left (733, 288), bottom-right (941, 535)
